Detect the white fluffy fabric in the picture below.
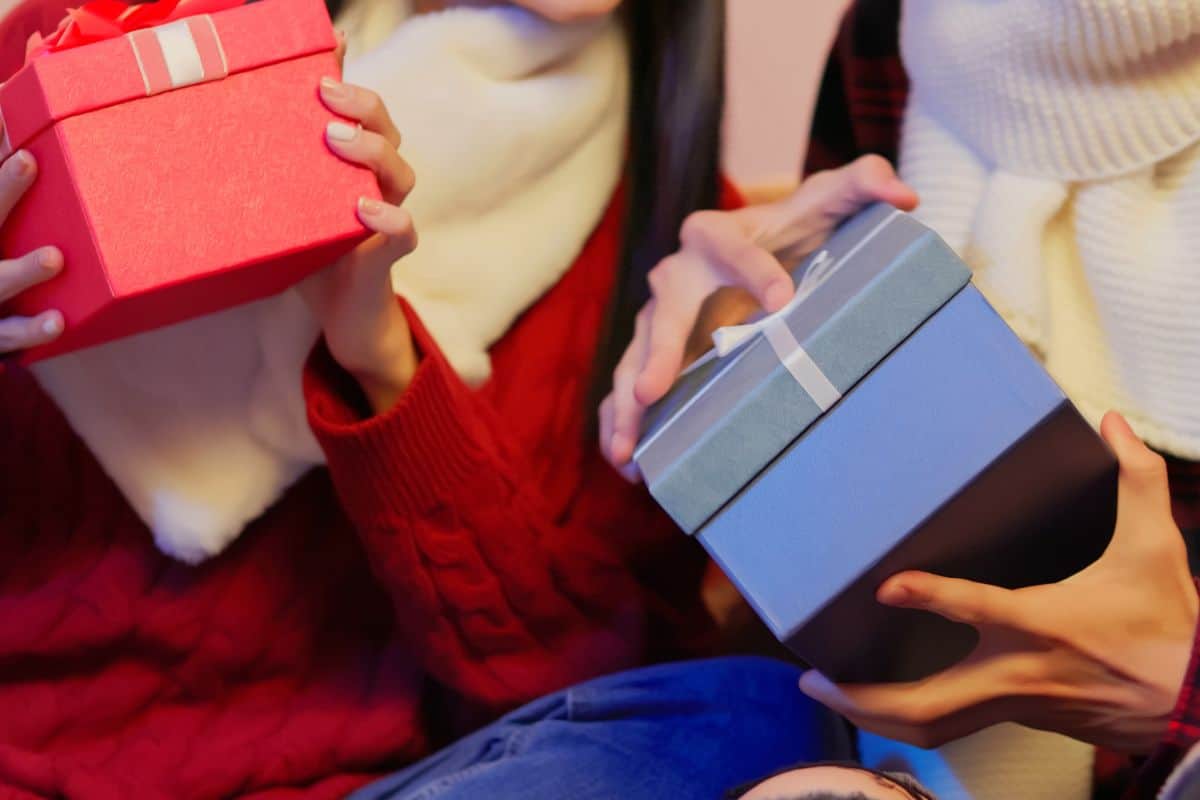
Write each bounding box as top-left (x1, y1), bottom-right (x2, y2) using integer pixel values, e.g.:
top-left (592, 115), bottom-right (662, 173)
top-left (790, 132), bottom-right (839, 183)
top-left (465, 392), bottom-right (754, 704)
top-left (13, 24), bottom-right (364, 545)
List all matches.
top-left (32, 4), bottom-right (628, 563)
top-left (899, 0), bottom-right (1200, 459)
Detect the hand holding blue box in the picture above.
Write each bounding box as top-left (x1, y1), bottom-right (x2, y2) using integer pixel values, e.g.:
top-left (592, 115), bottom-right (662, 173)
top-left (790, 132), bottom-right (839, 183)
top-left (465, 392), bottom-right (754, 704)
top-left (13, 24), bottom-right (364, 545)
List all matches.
top-left (635, 204), bottom-right (1117, 683)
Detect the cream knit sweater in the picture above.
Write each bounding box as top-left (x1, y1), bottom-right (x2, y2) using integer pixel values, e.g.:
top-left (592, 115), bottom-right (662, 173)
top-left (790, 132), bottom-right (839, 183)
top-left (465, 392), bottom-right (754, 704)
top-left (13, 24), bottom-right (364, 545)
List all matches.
top-left (857, 4), bottom-right (1200, 799)
top-left (898, 0), bottom-right (1200, 459)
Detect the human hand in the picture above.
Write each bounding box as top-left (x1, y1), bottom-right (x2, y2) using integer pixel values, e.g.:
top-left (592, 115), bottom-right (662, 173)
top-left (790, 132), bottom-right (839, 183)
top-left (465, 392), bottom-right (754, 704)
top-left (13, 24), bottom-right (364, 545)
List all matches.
top-left (0, 149), bottom-right (65, 354)
top-left (599, 155), bottom-right (916, 479)
top-left (298, 49), bottom-right (418, 414)
top-left (799, 412), bottom-right (1199, 753)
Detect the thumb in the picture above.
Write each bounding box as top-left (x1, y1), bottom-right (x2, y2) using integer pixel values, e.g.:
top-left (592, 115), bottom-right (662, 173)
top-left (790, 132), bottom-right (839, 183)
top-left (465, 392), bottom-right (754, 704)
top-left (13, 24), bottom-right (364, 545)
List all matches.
top-left (1101, 411), bottom-right (1174, 534)
top-left (796, 155), bottom-right (919, 221)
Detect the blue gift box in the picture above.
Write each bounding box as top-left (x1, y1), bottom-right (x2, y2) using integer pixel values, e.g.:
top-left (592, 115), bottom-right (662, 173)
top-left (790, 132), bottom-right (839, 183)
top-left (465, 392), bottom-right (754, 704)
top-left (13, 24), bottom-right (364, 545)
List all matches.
top-left (634, 204), bottom-right (1117, 683)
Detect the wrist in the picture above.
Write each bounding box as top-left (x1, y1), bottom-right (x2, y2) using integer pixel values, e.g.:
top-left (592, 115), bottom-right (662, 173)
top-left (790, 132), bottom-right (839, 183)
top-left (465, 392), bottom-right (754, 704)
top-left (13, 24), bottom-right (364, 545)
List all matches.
top-left (1134, 578), bottom-right (1200, 754)
top-left (349, 337), bottom-right (419, 415)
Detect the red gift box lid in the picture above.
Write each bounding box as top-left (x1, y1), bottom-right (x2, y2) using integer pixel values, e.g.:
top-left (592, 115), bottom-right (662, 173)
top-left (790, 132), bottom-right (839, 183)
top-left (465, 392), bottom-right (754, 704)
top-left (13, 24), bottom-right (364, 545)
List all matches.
top-left (0, 0), bottom-right (337, 157)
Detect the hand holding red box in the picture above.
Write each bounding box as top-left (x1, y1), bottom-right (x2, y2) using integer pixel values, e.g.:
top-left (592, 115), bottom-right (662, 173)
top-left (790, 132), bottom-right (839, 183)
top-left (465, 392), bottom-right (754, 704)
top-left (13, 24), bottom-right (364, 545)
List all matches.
top-left (0, 0), bottom-right (382, 362)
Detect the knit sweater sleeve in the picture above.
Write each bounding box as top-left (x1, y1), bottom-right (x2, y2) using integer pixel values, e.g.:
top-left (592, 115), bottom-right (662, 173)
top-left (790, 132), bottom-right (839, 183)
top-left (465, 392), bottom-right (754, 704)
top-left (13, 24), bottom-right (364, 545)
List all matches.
top-left (302, 299), bottom-right (662, 712)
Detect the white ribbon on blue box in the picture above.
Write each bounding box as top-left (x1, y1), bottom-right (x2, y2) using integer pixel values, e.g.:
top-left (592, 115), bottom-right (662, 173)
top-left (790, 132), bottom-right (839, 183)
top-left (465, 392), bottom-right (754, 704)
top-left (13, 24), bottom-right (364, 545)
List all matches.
top-left (634, 204), bottom-right (973, 535)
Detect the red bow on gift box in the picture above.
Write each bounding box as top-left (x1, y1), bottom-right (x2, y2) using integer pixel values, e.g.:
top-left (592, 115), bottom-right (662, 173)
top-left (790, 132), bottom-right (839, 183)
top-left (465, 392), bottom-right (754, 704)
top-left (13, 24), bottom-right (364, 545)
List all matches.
top-left (26, 0), bottom-right (244, 61)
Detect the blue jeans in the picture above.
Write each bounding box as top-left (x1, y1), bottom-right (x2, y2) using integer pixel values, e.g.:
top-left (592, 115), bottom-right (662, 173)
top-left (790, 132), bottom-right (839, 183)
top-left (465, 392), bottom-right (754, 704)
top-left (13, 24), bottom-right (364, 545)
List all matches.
top-left (350, 657), bottom-right (850, 800)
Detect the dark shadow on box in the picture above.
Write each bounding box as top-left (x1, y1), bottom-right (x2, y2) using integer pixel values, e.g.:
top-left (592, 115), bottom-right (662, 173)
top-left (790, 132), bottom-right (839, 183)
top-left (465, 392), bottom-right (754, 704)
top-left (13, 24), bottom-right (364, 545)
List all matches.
top-left (713, 403), bottom-right (1119, 684)
top-left (788, 402), bottom-right (1118, 684)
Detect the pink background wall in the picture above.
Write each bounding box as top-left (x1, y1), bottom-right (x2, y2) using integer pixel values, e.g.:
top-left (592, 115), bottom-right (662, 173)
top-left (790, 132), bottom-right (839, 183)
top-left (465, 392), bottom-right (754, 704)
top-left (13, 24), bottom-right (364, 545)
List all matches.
top-left (0, 0), bottom-right (851, 189)
top-left (724, 0), bottom-right (850, 190)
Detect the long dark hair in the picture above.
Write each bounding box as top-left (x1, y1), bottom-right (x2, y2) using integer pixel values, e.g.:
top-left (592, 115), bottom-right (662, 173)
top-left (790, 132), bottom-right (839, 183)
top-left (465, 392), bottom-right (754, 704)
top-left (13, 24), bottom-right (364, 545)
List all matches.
top-left (322, 0), bottom-right (726, 418)
top-left (591, 0), bottom-right (726, 413)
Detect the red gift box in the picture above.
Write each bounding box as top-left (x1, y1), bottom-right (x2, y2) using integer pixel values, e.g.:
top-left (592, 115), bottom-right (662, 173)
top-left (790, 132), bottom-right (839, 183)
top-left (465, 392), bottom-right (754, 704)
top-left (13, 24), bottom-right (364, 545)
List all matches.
top-left (0, 0), bottom-right (380, 362)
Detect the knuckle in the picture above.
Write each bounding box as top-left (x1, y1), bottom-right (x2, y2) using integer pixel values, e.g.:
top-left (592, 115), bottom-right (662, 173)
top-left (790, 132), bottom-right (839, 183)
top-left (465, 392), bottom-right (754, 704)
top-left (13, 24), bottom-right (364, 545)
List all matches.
top-left (362, 90), bottom-right (385, 119)
top-left (399, 221), bottom-right (418, 253)
top-left (367, 134), bottom-right (393, 167)
top-left (680, 211), bottom-right (719, 246)
top-left (1124, 453), bottom-right (1169, 491)
top-left (0, 319), bottom-right (32, 351)
top-left (801, 170), bottom-right (834, 193)
top-left (612, 354), bottom-right (638, 388)
top-left (645, 263), bottom-right (666, 293)
top-left (387, 211), bottom-right (417, 251)
top-left (398, 161), bottom-right (416, 195)
top-left (854, 153), bottom-right (890, 174)
top-left (1138, 451), bottom-right (1169, 480)
top-left (646, 257), bottom-right (681, 294)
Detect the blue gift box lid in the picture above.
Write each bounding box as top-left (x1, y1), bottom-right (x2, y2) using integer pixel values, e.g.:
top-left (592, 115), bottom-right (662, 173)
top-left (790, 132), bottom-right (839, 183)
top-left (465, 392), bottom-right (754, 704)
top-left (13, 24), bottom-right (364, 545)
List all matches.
top-left (634, 204), bottom-right (972, 534)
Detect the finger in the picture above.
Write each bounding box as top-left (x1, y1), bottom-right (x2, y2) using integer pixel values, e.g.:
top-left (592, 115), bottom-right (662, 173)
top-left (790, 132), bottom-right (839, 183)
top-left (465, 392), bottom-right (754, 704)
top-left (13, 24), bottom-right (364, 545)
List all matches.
top-left (599, 393), bottom-right (617, 463)
top-left (635, 255), bottom-right (709, 405)
top-left (796, 155), bottom-right (919, 221)
top-left (326, 124), bottom-right (415, 204)
top-left (600, 394), bottom-right (643, 479)
top-left (842, 154), bottom-right (919, 211)
top-left (617, 460), bottom-right (642, 484)
top-left (799, 667), bottom-right (1001, 748)
top-left (877, 571), bottom-right (1022, 629)
top-left (0, 150), bottom-right (37, 221)
top-left (1101, 411), bottom-right (1172, 515)
top-left (680, 211), bottom-right (793, 312)
top-left (356, 199), bottom-right (417, 260)
top-left (319, 80), bottom-right (402, 149)
top-left (610, 308), bottom-right (652, 466)
top-left (0, 247), bottom-right (63, 303)
top-left (332, 28), bottom-right (347, 69)
top-left (0, 310), bottom-right (63, 354)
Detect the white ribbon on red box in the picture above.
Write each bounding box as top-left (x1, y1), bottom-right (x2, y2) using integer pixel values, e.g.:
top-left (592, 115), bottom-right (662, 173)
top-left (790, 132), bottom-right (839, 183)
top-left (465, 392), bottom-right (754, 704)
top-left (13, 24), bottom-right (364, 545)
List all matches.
top-left (127, 15), bottom-right (228, 96)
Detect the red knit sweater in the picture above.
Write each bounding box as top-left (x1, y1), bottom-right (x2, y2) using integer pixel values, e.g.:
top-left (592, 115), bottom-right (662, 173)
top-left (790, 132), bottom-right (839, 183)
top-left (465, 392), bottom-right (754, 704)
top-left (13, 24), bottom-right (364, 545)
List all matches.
top-left (0, 191), bottom-right (716, 799)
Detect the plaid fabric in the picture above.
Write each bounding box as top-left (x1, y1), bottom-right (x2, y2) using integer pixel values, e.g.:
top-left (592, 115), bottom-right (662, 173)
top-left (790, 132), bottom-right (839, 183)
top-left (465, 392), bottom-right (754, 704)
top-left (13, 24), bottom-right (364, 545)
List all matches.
top-left (805, 4), bottom-right (1200, 798)
top-left (803, 0), bottom-right (906, 177)
top-left (1120, 584), bottom-right (1200, 800)
top-left (1171, 457), bottom-right (1200, 534)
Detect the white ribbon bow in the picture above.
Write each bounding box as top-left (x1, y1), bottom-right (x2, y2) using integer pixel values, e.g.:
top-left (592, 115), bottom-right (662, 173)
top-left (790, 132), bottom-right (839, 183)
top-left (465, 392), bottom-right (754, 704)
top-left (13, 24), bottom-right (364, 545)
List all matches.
top-left (710, 249), bottom-right (838, 357)
top-left (679, 248), bottom-right (843, 411)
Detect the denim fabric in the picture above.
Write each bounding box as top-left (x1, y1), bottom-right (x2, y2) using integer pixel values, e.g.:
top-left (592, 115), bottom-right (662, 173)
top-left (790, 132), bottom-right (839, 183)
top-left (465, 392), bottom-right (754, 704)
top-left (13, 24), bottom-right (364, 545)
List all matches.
top-left (350, 657), bottom-right (850, 800)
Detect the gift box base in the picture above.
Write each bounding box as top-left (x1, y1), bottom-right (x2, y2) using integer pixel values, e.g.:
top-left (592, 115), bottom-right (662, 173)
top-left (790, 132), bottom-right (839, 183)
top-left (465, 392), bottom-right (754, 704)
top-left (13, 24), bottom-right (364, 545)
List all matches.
top-left (13, 234), bottom-right (361, 363)
top-left (698, 286), bottom-right (1117, 684)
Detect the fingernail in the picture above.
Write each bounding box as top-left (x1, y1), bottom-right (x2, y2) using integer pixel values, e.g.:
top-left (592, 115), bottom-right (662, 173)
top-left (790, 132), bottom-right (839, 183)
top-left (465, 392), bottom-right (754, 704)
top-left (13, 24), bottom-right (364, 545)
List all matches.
top-left (11, 150), bottom-right (33, 177)
top-left (878, 581), bottom-right (910, 606)
top-left (38, 248), bottom-right (62, 273)
top-left (320, 76), bottom-right (348, 100)
top-left (358, 196), bottom-right (382, 216)
top-left (41, 311), bottom-right (63, 337)
top-left (611, 433), bottom-right (632, 460)
top-left (798, 670), bottom-right (828, 694)
top-left (326, 121), bottom-right (359, 142)
top-left (764, 279), bottom-right (794, 311)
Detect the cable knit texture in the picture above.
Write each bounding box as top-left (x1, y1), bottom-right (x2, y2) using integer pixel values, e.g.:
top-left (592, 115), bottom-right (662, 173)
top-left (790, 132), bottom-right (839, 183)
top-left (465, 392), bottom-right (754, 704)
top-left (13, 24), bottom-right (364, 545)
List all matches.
top-left (0, 191), bottom-right (719, 799)
top-left (899, 0), bottom-right (1200, 460)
